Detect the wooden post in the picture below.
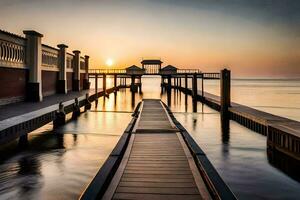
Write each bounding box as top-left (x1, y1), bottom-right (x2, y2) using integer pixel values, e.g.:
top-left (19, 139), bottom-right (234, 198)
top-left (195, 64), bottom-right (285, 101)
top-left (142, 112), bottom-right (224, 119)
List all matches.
top-left (130, 75), bottom-right (136, 92)
top-left (179, 77), bottom-right (182, 88)
top-left (192, 73), bottom-right (198, 112)
top-left (220, 69), bottom-right (231, 139)
top-left (95, 74), bottom-right (98, 107)
top-left (220, 69), bottom-right (231, 119)
top-left (192, 73), bottom-right (198, 98)
top-left (185, 74), bottom-right (188, 91)
top-left (139, 76), bottom-right (142, 93)
top-left (95, 74), bottom-right (98, 97)
top-left (201, 74), bottom-right (204, 98)
top-left (114, 74), bottom-right (117, 93)
top-left (167, 75), bottom-right (171, 93)
top-left (103, 74), bottom-right (106, 95)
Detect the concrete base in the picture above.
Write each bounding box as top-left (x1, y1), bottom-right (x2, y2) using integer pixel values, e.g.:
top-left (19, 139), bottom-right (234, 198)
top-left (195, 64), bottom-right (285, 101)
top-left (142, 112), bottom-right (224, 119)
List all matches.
top-left (26, 82), bottom-right (42, 102)
top-left (83, 79), bottom-right (90, 90)
top-left (73, 79), bottom-right (80, 91)
top-left (57, 80), bottom-right (67, 94)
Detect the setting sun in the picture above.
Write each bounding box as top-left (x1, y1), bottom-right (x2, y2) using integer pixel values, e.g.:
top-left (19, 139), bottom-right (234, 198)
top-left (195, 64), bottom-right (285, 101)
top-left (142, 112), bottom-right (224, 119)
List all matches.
top-left (106, 58), bottom-right (114, 67)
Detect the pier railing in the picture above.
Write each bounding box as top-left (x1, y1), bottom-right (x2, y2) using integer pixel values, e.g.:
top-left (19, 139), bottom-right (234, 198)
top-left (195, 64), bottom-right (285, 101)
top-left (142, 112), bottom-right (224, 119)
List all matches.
top-left (0, 29), bottom-right (89, 105)
top-left (89, 68), bottom-right (127, 74)
top-left (0, 31), bottom-right (27, 69)
top-left (203, 72), bottom-right (220, 79)
top-left (42, 44), bottom-right (59, 70)
top-left (177, 69), bottom-right (201, 74)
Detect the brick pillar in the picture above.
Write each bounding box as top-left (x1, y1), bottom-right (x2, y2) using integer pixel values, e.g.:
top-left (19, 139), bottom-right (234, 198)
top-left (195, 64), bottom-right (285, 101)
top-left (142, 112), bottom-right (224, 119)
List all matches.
top-left (83, 55), bottom-right (90, 89)
top-left (57, 44), bottom-right (68, 94)
top-left (23, 30), bottom-right (43, 101)
top-left (72, 50), bottom-right (81, 91)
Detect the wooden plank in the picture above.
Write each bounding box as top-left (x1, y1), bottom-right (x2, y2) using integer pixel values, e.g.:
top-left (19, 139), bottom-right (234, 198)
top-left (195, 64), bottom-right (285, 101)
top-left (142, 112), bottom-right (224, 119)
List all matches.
top-left (122, 174), bottom-right (194, 179)
top-left (113, 193), bottom-right (202, 200)
top-left (104, 100), bottom-right (210, 200)
top-left (118, 181), bottom-right (196, 188)
top-left (124, 170), bottom-right (192, 175)
top-left (121, 177), bottom-right (195, 183)
top-left (125, 167), bottom-right (191, 171)
top-left (115, 186), bottom-right (200, 195)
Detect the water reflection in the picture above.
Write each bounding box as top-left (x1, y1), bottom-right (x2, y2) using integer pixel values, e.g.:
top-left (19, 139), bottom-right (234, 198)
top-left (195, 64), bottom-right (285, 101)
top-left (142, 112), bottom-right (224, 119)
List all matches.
top-left (0, 77), bottom-right (299, 200)
top-left (267, 149), bottom-right (300, 182)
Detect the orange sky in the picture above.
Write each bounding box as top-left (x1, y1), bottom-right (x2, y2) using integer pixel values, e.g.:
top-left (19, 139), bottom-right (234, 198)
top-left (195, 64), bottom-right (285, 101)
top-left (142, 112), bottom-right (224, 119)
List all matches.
top-left (1, 0), bottom-right (299, 77)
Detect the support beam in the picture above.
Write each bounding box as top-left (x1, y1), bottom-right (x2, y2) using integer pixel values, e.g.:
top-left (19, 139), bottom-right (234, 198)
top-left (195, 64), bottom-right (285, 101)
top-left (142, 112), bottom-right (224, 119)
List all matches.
top-left (130, 75), bottom-right (136, 92)
top-left (114, 74), bottom-right (117, 93)
top-left (192, 73), bottom-right (198, 112)
top-left (201, 74), bottom-right (204, 98)
top-left (185, 74), bottom-right (188, 90)
top-left (220, 69), bottom-right (231, 120)
top-left (167, 75), bottom-right (171, 93)
top-left (103, 74), bottom-right (107, 95)
top-left (220, 69), bottom-right (231, 136)
top-left (139, 76), bottom-right (142, 93)
top-left (179, 77), bottom-right (182, 88)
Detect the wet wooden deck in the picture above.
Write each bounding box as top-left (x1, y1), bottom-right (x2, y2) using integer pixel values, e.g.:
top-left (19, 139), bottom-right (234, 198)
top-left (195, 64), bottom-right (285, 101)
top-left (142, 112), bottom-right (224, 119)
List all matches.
top-left (102, 99), bottom-right (211, 200)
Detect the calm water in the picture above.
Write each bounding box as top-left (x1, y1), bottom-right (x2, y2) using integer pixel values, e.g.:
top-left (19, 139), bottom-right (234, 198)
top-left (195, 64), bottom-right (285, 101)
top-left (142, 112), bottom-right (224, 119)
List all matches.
top-left (0, 77), bottom-right (299, 199)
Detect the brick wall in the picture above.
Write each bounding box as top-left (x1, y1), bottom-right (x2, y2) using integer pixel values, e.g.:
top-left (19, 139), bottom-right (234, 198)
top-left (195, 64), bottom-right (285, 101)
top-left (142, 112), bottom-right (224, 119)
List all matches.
top-left (67, 72), bottom-right (73, 91)
top-left (80, 73), bottom-right (85, 90)
top-left (0, 67), bottom-right (28, 105)
top-left (42, 70), bottom-right (58, 96)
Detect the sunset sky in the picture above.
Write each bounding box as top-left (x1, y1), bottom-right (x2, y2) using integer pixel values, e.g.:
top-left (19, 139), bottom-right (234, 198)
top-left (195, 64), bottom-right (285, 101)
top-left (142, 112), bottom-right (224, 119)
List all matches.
top-left (1, 0), bottom-right (299, 77)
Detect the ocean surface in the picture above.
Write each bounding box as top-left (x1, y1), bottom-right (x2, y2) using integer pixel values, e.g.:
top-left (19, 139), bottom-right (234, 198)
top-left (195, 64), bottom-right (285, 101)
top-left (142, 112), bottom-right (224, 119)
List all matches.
top-left (0, 77), bottom-right (299, 200)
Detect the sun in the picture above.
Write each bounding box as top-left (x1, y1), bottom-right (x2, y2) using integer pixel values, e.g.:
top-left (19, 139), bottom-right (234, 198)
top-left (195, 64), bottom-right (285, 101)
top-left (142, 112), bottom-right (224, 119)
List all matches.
top-left (106, 58), bottom-right (114, 67)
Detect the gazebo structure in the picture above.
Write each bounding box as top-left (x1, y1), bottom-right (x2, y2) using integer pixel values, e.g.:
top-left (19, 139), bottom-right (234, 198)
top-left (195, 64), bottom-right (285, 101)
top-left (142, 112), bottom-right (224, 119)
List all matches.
top-left (141, 59), bottom-right (163, 74)
top-left (160, 65), bottom-right (177, 75)
top-left (125, 65), bottom-right (144, 93)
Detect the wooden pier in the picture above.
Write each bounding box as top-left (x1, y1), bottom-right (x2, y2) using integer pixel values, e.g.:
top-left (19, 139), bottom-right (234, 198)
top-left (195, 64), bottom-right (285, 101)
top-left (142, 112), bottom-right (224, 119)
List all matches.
top-left (80, 99), bottom-right (236, 200)
top-left (168, 75), bottom-right (300, 161)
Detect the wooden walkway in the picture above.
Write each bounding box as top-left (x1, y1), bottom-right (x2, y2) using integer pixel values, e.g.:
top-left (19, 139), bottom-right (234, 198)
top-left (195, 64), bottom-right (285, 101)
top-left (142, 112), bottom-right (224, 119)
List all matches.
top-left (102, 99), bottom-right (211, 200)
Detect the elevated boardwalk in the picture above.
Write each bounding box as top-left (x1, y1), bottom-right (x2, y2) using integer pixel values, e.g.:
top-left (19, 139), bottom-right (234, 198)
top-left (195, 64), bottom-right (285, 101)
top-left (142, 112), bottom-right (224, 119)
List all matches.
top-left (80, 100), bottom-right (236, 200)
